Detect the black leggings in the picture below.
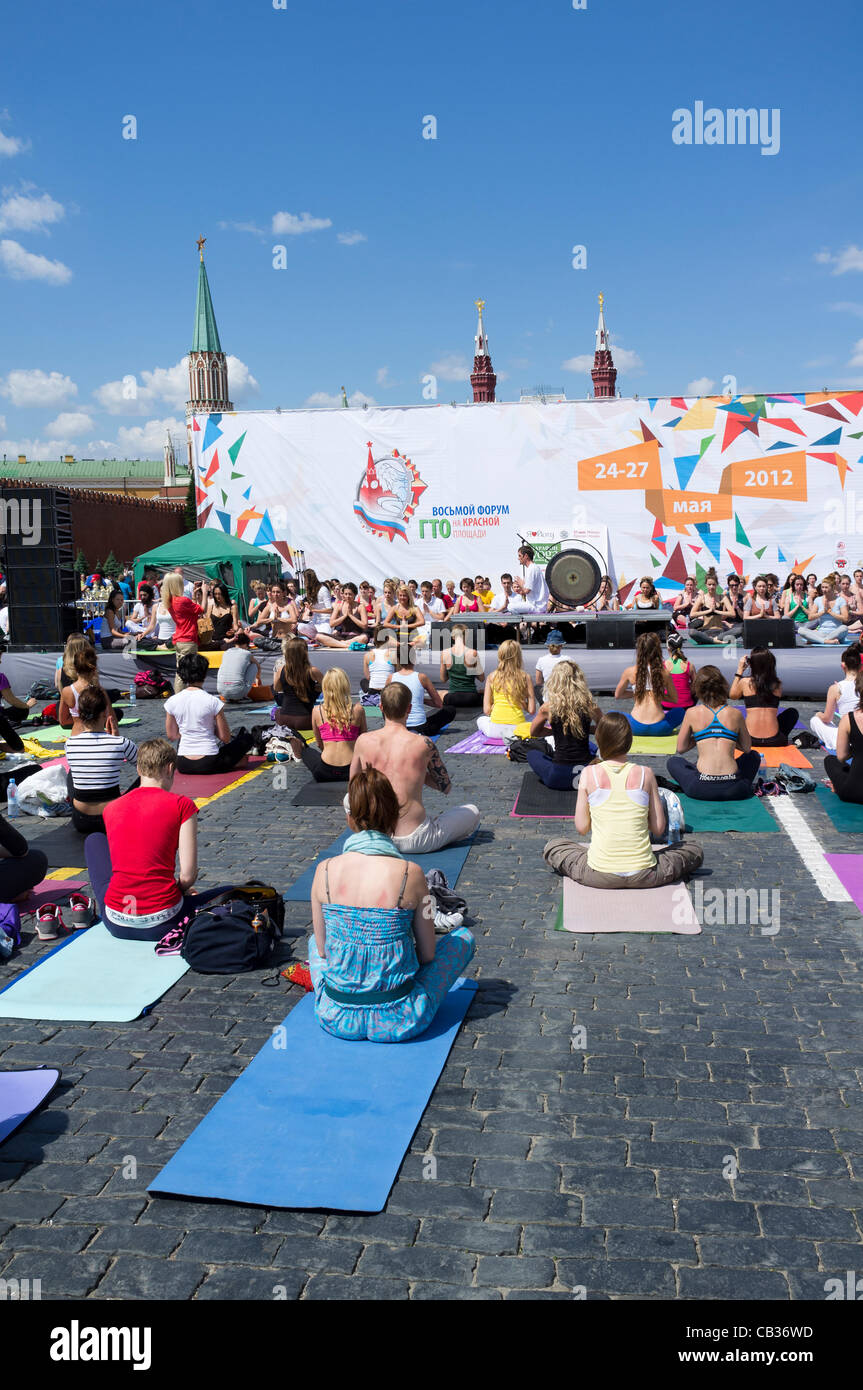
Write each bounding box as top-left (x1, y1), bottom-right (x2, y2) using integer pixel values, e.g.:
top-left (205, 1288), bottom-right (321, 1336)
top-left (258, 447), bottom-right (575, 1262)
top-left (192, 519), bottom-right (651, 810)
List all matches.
top-left (0, 847), bottom-right (49, 899)
top-left (749, 708), bottom-right (799, 746)
top-left (0, 713), bottom-right (24, 752)
top-left (300, 746), bottom-right (351, 782)
top-left (407, 706), bottom-right (455, 737)
top-left (824, 755), bottom-right (863, 803)
top-left (176, 732), bottom-right (252, 775)
top-left (442, 690), bottom-right (482, 708)
top-left (667, 753), bottom-right (761, 800)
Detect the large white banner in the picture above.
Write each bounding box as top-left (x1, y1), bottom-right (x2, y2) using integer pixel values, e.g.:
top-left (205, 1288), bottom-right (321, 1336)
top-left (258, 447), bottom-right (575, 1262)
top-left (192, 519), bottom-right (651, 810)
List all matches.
top-left (192, 391), bottom-right (863, 598)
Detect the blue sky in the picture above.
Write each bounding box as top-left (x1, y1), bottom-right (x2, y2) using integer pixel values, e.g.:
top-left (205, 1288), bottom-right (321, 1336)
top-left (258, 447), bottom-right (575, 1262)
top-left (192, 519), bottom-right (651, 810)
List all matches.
top-left (0, 0), bottom-right (861, 460)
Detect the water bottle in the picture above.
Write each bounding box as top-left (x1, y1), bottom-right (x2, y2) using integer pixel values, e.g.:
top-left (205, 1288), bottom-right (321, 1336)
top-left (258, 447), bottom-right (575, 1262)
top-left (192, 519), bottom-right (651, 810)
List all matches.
top-left (668, 798), bottom-right (682, 846)
top-left (128, 681), bottom-right (137, 708)
top-left (6, 779), bottom-right (19, 819)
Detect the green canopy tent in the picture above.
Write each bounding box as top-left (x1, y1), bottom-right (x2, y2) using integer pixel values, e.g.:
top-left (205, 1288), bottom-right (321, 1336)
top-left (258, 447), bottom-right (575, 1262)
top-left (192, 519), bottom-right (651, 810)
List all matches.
top-left (133, 530), bottom-right (281, 620)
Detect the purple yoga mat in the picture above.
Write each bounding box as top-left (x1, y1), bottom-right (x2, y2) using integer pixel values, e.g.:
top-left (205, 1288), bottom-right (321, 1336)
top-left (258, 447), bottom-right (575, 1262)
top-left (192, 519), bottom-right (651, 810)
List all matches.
top-left (448, 730), bottom-right (508, 755)
top-left (0, 1067), bottom-right (61, 1145)
top-left (825, 855), bottom-right (863, 910)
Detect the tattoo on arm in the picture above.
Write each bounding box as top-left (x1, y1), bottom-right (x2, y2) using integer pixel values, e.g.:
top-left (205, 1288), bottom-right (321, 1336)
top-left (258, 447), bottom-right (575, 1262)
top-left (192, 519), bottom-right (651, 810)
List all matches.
top-left (424, 739), bottom-right (451, 792)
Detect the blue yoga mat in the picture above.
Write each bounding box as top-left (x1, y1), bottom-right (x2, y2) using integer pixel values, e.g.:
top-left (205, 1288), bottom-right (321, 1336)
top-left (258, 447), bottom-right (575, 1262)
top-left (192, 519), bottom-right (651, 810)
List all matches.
top-left (0, 1067), bottom-right (61, 1145)
top-left (0, 924), bottom-right (189, 1021)
top-left (283, 829), bottom-right (477, 902)
top-left (149, 980), bottom-right (477, 1211)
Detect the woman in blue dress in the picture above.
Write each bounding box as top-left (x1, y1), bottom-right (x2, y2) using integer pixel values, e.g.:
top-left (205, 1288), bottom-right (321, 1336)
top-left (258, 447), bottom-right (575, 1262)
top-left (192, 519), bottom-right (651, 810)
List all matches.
top-left (308, 768), bottom-right (475, 1042)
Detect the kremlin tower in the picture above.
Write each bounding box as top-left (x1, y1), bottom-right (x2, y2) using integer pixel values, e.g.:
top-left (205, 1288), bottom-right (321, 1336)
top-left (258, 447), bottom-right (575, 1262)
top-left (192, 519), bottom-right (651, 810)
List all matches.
top-left (590, 292), bottom-right (617, 399)
top-left (186, 237), bottom-right (232, 469)
top-left (470, 299), bottom-right (497, 403)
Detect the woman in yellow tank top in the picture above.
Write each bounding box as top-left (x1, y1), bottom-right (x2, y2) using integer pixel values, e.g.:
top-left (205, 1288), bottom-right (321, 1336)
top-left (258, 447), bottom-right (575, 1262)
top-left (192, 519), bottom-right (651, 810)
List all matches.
top-left (543, 713), bottom-right (704, 888)
top-left (476, 639), bottom-right (536, 740)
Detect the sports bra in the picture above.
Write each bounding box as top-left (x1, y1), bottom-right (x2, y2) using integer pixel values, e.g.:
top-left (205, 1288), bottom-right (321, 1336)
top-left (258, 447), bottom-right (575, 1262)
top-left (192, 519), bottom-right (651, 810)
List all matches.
top-left (319, 720), bottom-right (361, 743)
top-left (742, 691), bottom-right (780, 709)
top-left (692, 703), bottom-right (739, 743)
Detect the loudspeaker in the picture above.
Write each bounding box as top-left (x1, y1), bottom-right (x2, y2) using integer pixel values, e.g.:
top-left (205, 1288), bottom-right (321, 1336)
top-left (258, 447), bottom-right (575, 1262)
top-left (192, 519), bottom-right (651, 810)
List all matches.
top-left (587, 615), bottom-right (635, 648)
top-left (545, 546), bottom-right (603, 608)
top-left (1, 486), bottom-right (78, 650)
top-left (742, 617), bottom-right (796, 649)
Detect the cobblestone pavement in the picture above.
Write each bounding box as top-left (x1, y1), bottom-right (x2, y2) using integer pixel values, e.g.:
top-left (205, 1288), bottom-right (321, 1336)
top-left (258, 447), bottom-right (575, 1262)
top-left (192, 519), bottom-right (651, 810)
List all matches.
top-left (1, 691), bottom-right (862, 1301)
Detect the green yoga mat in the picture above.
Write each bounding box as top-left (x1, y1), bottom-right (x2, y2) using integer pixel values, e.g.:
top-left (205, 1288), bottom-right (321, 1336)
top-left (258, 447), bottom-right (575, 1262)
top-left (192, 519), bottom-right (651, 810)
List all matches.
top-left (814, 786), bottom-right (863, 831)
top-left (629, 736), bottom-right (679, 755)
top-left (677, 792), bottom-right (777, 833)
top-left (24, 719), bottom-right (141, 743)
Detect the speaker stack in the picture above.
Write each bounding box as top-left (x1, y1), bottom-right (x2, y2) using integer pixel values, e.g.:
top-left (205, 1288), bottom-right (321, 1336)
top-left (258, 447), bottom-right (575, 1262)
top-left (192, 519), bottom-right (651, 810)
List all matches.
top-left (742, 617), bottom-right (796, 649)
top-left (1, 486), bottom-right (78, 650)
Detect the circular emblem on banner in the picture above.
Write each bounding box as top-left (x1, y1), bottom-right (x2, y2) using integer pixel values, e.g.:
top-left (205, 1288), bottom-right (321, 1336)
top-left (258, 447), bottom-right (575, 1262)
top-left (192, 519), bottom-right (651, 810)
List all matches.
top-left (354, 442), bottom-right (427, 543)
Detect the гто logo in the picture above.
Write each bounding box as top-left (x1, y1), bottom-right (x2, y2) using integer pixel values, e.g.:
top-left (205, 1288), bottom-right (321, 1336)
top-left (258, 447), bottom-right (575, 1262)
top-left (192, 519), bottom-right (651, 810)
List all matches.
top-left (354, 442), bottom-right (427, 542)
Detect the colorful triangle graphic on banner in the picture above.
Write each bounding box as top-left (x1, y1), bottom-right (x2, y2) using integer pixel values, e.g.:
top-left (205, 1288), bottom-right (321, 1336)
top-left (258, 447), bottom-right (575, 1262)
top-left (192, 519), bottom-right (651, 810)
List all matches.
top-left (673, 454), bottom-right (700, 491)
top-left (254, 511), bottom-right (277, 547)
top-left (216, 510), bottom-right (232, 533)
top-left (242, 486), bottom-right (252, 499)
top-left (228, 431), bottom-right (247, 466)
top-left (727, 550), bottom-right (743, 575)
top-left (198, 502), bottom-right (213, 527)
top-left (734, 513), bottom-right (751, 548)
top-left (837, 393), bottom-right (863, 416)
top-left (767, 440), bottom-right (795, 450)
top-left (811, 428), bottom-right (843, 447)
top-left (754, 546), bottom-right (767, 559)
top-left (722, 411), bottom-right (759, 451)
top-left (204, 449), bottom-right (220, 484)
top-left (202, 415), bottom-right (223, 453)
top-left (806, 402), bottom-right (848, 422)
top-left (192, 418), bottom-right (201, 432)
top-left (698, 433), bottom-right (715, 459)
top-left (662, 542), bottom-right (689, 584)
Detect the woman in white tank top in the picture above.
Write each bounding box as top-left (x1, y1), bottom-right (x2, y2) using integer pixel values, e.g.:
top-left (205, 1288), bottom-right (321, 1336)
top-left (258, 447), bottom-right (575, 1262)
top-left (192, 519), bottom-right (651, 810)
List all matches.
top-left (810, 653), bottom-right (863, 751)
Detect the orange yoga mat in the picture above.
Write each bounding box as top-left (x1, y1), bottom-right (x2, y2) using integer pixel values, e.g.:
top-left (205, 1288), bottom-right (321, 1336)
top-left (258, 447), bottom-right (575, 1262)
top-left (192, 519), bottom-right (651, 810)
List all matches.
top-left (736, 744), bottom-right (812, 768)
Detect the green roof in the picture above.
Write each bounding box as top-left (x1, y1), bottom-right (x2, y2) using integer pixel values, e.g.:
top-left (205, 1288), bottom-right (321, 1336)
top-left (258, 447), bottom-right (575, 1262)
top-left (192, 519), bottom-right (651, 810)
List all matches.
top-left (192, 257), bottom-right (223, 353)
top-left (0, 459), bottom-right (190, 482)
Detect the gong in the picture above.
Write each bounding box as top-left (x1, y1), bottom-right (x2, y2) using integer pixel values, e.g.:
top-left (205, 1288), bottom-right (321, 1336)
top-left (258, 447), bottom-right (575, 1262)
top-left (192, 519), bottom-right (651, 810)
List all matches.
top-left (545, 545), bottom-right (604, 607)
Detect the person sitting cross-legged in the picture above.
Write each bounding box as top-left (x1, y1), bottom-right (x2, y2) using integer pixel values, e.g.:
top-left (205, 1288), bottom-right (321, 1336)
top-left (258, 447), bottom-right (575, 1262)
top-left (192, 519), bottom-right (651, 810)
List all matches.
top-left (543, 712), bottom-right (704, 888)
top-left (165, 653), bottom-right (254, 775)
top-left (810, 642), bottom-right (863, 751)
top-left (477, 639), bottom-right (536, 741)
top-left (85, 737), bottom-right (232, 941)
top-left (347, 681), bottom-right (480, 854)
top-left (309, 767), bottom-right (476, 1042)
top-left (289, 668), bottom-right (367, 782)
top-left (666, 665), bottom-right (761, 801)
top-left (384, 647), bottom-right (455, 737)
top-left (613, 631), bottom-right (684, 736)
top-left (526, 661), bottom-right (601, 789)
top-left (824, 669), bottom-right (863, 802)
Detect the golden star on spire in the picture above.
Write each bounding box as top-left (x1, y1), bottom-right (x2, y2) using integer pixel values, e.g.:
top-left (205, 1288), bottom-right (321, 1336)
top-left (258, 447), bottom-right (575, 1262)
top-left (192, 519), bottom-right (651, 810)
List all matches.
top-left (598, 292), bottom-right (604, 312)
top-left (196, 235), bottom-right (206, 261)
top-left (475, 298), bottom-right (485, 315)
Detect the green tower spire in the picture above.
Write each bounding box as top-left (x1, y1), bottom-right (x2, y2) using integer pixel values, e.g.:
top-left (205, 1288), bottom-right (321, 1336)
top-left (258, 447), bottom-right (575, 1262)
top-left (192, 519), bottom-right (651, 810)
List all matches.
top-left (191, 235), bottom-right (223, 352)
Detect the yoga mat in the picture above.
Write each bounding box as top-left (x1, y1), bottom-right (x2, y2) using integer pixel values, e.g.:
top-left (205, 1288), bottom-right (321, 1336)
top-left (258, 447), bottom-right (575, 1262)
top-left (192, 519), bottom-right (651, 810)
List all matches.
top-left (0, 1067), bottom-right (61, 1145)
top-left (291, 780), bottom-right (348, 807)
top-left (149, 980), bottom-right (477, 1211)
top-left (30, 822), bottom-right (87, 871)
top-left (743, 744), bottom-right (813, 768)
top-left (815, 786), bottom-right (863, 831)
top-left (629, 735), bottom-right (678, 755)
top-left (20, 878), bottom-right (87, 912)
top-left (676, 792), bottom-right (778, 833)
top-left (448, 730), bottom-right (508, 755)
top-left (0, 923), bottom-right (189, 1021)
top-left (511, 770), bottom-right (578, 819)
top-left (283, 829), bottom-right (478, 901)
top-left (23, 718), bottom-right (141, 742)
top-left (825, 854), bottom-right (863, 910)
top-left (556, 877), bottom-right (701, 934)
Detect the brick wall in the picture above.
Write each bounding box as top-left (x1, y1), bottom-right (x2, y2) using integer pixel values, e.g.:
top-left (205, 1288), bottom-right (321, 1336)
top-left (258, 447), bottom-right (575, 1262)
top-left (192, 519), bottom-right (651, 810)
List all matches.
top-left (66, 489), bottom-right (186, 567)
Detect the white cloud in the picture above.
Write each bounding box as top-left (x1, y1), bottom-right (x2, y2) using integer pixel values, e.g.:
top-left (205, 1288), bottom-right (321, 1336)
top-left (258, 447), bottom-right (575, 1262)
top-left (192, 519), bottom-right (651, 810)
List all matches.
top-left (830, 302), bottom-right (863, 318)
top-left (686, 376), bottom-right (716, 395)
top-left (0, 435), bottom-right (66, 459)
top-left (0, 128), bottom-right (29, 159)
top-left (561, 353), bottom-right (593, 373)
top-left (849, 339), bottom-right (863, 368)
top-left (562, 344), bottom-right (643, 374)
top-left (428, 353), bottom-right (471, 382)
top-left (815, 245), bottom-right (863, 275)
top-left (272, 211), bottom-right (332, 236)
top-left (114, 416), bottom-right (186, 456)
top-left (93, 355), bottom-right (258, 415)
top-left (0, 414), bottom-right (5, 432)
top-left (0, 238), bottom-right (72, 283)
top-left (218, 220), bottom-right (266, 238)
top-left (0, 187), bottom-right (65, 234)
top-left (305, 390), bottom-right (377, 408)
top-left (0, 368), bottom-right (77, 407)
top-left (376, 366), bottom-right (393, 387)
top-left (804, 356), bottom-right (833, 368)
top-left (46, 411), bottom-right (94, 439)
top-left (337, 230), bottom-right (366, 246)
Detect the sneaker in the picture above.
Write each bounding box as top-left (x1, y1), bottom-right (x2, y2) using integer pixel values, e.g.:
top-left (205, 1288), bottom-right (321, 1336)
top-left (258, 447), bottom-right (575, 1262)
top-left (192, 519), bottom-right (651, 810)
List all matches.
top-left (35, 903), bottom-right (63, 940)
top-left (66, 892), bottom-right (96, 930)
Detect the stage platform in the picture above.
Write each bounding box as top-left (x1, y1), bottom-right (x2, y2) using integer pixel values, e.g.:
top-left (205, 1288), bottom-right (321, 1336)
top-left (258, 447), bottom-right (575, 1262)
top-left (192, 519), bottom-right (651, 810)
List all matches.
top-left (2, 638), bottom-right (851, 701)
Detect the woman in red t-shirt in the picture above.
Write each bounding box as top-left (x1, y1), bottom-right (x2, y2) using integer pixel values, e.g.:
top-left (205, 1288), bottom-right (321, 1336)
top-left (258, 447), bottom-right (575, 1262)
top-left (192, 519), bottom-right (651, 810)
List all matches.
top-left (84, 736), bottom-right (232, 941)
top-left (161, 572), bottom-right (209, 692)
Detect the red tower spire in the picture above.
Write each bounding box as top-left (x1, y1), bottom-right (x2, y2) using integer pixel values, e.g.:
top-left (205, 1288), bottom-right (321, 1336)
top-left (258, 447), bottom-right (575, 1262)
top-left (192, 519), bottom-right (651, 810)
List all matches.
top-left (470, 299), bottom-right (497, 403)
top-left (590, 292), bottom-right (617, 399)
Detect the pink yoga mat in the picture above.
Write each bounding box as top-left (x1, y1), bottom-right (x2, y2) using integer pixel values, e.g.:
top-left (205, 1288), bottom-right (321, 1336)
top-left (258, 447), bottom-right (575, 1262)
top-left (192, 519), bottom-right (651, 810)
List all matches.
top-left (825, 855), bottom-right (863, 911)
top-left (171, 755), bottom-right (264, 800)
top-left (20, 879), bottom-right (87, 912)
top-left (560, 876), bottom-right (701, 934)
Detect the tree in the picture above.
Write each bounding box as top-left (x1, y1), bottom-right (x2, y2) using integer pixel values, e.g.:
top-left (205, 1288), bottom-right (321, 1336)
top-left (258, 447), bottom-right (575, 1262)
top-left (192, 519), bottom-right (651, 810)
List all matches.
top-left (73, 547), bottom-right (87, 576)
top-left (184, 476), bottom-right (198, 533)
top-left (102, 551), bottom-right (120, 578)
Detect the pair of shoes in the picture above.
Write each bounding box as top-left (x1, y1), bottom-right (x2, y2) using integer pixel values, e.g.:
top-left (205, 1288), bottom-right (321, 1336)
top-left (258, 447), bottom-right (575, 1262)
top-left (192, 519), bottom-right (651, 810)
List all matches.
top-left (282, 961), bottom-right (313, 991)
top-left (35, 893), bottom-right (95, 940)
top-left (434, 909), bottom-right (464, 934)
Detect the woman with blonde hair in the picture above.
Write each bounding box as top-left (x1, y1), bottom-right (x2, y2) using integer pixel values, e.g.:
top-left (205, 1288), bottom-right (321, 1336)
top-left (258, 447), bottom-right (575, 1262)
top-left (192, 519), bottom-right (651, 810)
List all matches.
top-left (161, 571), bottom-right (207, 693)
top-left (289, 668), bottom-right (367, 781)
top-left (526, 661), bottom-right (602, 788)
top-left (477, 639), bottom-right (536, 740)
top-left (54, 633), bottom-right (91, 694)
top-left (59, 643), bottom-right (119, 736)
top-left (273, 637), bottom-right (323, 730)
top-left (614, 631), bottom-right (681, 735)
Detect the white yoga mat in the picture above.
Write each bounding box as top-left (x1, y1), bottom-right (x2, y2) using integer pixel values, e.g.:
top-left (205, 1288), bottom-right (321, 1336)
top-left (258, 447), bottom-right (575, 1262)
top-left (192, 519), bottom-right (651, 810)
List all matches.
top-left (559, 877), bottom-right (701, 935)
top-left (0, 924), bottom-right (189, 1021)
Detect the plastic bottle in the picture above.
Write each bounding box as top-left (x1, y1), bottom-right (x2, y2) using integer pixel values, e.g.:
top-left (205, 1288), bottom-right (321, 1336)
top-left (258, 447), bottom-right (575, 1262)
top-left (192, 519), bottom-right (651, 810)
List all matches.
top-left (667, 798), bottom-right (681, 846)
top-left (128, 681), bottom-right (137, 708)
top-left (6, 779), bottom-right (18, 818)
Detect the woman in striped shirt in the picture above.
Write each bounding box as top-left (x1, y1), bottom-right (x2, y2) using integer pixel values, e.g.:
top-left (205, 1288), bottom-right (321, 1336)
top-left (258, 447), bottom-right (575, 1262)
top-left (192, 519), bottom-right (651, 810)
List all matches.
top-left (65, 686), bottom-right (139, 835)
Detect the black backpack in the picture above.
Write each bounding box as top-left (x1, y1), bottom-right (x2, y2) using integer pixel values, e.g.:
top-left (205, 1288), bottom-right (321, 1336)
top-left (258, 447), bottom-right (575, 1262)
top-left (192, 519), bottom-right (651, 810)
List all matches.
top-left (180, 882), bottom-right (285, 974)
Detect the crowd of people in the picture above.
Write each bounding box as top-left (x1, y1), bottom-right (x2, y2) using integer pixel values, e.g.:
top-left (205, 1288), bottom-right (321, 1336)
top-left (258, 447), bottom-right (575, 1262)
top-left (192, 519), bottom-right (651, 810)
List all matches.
top-left (5, 550), bottom-right (863, 1048)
